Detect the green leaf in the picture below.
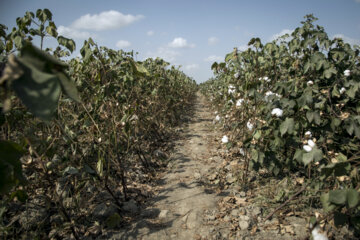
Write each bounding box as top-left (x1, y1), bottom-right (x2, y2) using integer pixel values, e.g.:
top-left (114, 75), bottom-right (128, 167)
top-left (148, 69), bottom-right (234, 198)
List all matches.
top-left (106, 213), bottom-right (121, 228)
top-left (323, 67), bottom-right (337, 79)
top-left (12, 51), bottom-right (62, 121)
top-left (306, 111), bottom-right (321, 125)
top-left (321, 193), bottom-right (336, 212)
top-left (57, 36), bottom-right (75, 53)
top-left (302, 147), bottom-right (323, 166)
top-left (0, 141), bottom-right (26, 194)
top-left (36, 8), bottom-right (52, 23)
top-left (46, 25), bottom-right (58, 38)
top-left (329, 189), bottom-right (347, 205)
top-left (346, 189), bottom-right (359, 208)
top-left (53, 70), bottom-right (81, 102)
top-left (14, 36), bottom-right (24, 49)
top-left (280, 117), bottom-right (294, 136)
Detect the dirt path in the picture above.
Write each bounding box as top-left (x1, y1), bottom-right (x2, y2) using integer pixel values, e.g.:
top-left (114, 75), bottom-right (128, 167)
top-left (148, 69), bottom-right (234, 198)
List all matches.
top-left (114, 92), bottom-right (221, 239)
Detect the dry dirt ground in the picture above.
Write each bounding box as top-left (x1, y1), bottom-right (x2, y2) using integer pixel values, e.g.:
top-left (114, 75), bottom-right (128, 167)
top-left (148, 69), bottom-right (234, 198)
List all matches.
top-left (110, 92), bottom-right (221, 239)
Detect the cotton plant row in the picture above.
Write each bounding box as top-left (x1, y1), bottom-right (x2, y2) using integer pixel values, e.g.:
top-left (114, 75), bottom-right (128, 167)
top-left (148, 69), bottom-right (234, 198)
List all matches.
top-left (201, 14), bottom-right (360, 233)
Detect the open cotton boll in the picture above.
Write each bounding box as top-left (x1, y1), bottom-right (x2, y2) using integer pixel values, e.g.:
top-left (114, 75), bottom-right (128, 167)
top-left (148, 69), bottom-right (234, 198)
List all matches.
top-left (271, 108), bottom-right (283, 117)
top-left (340, 87), bottom-right (346, 94)
top-left (228, 99), bottom-right (234, 104)
top-left (305, 131), bottom-right (312, 138)
top-left (307, 80), bottom-right (314, 86)
top-left (221, 135), bottom-right (229, 143)
top-left (311, 226), bottom-right (328, 240)
top-left (264, 77), bottom-right (271, 82)
top-left (236, 99), bottom-right (244, 107)
top-left (344, 69), bottom-right (351, 77)
top-left (234, 72), bottom-right (240, 78)
top-left (215, 115), bottom-right (220, 121)
top-left (308, 139), bottom-right (316, 148)
top-left (303, 145), bottom-right (312, 152)
top-left (239, 148), bottom-right (245, 156)
top-left (247, 121), bottom-right (254, 131)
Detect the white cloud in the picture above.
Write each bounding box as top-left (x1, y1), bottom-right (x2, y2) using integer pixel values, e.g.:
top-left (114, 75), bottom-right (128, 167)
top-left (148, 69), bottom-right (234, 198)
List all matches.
top-left (116, 40), bottom-right (131, 48)
top-left (208, 37), bottom-right (219, 45)
top-left (71, 10), bottom-right (144, 31)
top-left (57, 25), bottom-right (93, 39)
top-left (146, 47), bottom-right (180, 62)
top-left (238, 45), bottom-right (249, 51)
top-left (332, 34), bottom-right (360, 46)
top-left (184, 64), bottom-right (199, 70)
top-left (168, 37), bottom-right (195, 48)
top-left (147, 30), bottom-right (154, 36)
top-left (204, 55), bottom-right (223, 62)
top-left (270, 29), bottom-right (293, 41)
top-left (355, 0), bottom-right (360, 3)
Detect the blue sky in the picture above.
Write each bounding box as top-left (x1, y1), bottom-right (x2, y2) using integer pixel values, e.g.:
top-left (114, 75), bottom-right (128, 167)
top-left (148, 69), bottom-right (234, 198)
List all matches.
top-left (1, 0), bottom-right (360, 83)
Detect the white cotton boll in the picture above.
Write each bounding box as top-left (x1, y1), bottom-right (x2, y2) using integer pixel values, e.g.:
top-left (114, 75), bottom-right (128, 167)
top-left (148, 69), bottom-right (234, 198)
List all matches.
top-left (228, 89), bottom-right (236, 94)
top-left (234, 72), bottom-right (240, 78)
top-left (225, 114), bottom-right (229, 118)
top-left (221, 135), bottom-right (229, 143)
top-left (265, 91), bottom-right (274, 96)
top-left (275, 93), bottom-right (282, 98)
top-left (271, 108), bottom-right (283, 117)
top-left (258, 77), bottom-right (262, 81)
top-left (247, 121), bottom-right (254, 131)
top-left (240, 148), bottom-right (245, 156)
top-left (307, 80), bottom-right (314, 86)
top-left (312, 226), bottom-right (328, 240)
top-left (228, 99), bottom-right (234, 105)
top-left (215, 115), bottom-right (220, 121)
top-left (236, 99), bottom-right (244, 107)
top-left (340, 87), bottom-right (346, 94)
top-left (215, 111), bottom-right (218, 114)
top-left (305, 131), bottom-right (312, 138)
top-left (308, 139), bottom-right (316, 148)
top-left (98, 137), bottom-right (102, 143)
top-left (303, 145), bottom-right (312, 152)
top-left (264, 76), bottom-right (271, 82)
top-left (344, 69), bottom-right (351, 77)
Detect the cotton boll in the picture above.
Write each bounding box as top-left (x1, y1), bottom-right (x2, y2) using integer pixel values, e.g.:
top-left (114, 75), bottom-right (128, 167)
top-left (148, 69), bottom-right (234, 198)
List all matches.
top-left (239, 148), bottom-right (245, 156)
top-left (247, 121), bottom-right (254, 131)
top-left (264, 77), bottom-right (271, 82)
top-left (228, 99), bottom-right (234, 105)
top-left (308, 139), bottom-right (316, 148)
top-left (221, 135), bottom-right (229, 143)
top-left (234, 72), bottom-right (240, 78)
top-left (271, 108), bottom-right (283, 117)
top-left (215, 115), bottom-right (220, 121)
top-left (236, 99), bottom-right (244, 107)
top-left (311, 226), bottom-right (328, 240)
top-left (307, 80), bottom-right (314, 86)
top-left (303, 145), bottom-right (312, 152)
top-left (305, 131), bottom-right (312, 138)
top-left (344, 69), bottom-right (351, 77)
top-left (340, 87), bottom-right (346, 94)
